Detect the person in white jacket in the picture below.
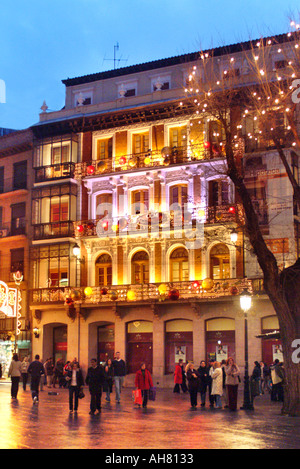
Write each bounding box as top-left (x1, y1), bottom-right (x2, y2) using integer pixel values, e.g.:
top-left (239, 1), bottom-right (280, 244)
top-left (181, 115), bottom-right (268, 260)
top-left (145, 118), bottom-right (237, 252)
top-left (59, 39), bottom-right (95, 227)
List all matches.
top-left (21, 357), bottom-right (29, 391)
top-left (211, 361), bottom-right (223, 409)
top-left (8, 354), bottom-right (22, 399)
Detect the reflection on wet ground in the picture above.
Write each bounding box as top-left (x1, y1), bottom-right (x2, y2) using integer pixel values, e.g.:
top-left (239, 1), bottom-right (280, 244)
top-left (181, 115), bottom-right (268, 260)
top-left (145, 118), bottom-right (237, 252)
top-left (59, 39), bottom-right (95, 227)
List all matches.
top-left (0, 382), bottom-right (299, 449)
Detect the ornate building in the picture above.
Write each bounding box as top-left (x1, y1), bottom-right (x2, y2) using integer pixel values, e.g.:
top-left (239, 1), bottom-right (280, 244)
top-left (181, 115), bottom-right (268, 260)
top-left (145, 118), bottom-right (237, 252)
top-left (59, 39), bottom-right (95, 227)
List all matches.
top-left (28, 33), bottom-right (299, 385)
top-left (0, 128), bottom-right (33, 373)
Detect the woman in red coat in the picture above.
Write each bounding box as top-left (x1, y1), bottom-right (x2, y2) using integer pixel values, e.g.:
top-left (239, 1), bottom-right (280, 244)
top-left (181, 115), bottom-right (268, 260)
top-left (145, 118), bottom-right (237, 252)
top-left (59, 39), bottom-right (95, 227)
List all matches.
top-left (135, 363), bottom-right (153, 408)
top-left (173, 359), bottom-right (188, 394)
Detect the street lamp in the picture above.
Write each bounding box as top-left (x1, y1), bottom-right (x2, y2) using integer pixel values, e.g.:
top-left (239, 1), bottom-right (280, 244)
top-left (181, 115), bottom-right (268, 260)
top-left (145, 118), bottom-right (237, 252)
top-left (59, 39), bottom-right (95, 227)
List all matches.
top-left (240, 288), bottom-right (254, 410)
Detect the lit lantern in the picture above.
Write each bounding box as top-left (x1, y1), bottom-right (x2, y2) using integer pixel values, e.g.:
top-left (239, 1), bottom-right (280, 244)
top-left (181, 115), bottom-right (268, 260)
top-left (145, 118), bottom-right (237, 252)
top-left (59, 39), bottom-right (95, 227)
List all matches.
top-left (119, 156), bottom-right (127, 165)
top-left (168, 289), bottom-right (180, 300)
top-left (77, 224), bottom-right (84, 233)
top-left (228, 206), bottom-right (236, 214)
top-left (144, 156), bottom-right (151, 165)
top-left (109, 290), bottom-right (118, 301)
top-left (158, 284), bottom-right (168, 295)
top-left (127, 290), bottom-right (136, 301)
top-left (86, 165), bottom-right (95, 175)
top-left (204, 141), bottom-right (211, 149)
top-left (100, 287), bottom-right (108, 295)
top-left (192, 280), bottom-right (200, 289)
top-left (112, 223), bottom-right (119, 232)
top-left (202, 278), bottom-right (214, 290)
top-left (84, 287), bottom-right (93, 297)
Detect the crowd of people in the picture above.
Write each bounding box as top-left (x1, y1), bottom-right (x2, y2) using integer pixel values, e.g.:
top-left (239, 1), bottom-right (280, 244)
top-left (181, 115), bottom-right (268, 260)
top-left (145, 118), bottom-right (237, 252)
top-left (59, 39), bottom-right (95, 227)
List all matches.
top-left (6, 352), bottom-right (285, 414)
top-left (173, 357), bottom-right (285, 411)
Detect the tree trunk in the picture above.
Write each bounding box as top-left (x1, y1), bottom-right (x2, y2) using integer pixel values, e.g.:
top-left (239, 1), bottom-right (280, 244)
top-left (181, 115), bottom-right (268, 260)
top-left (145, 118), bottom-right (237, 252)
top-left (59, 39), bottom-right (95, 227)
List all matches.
top-left (225, 136), bottom-right (300, 416)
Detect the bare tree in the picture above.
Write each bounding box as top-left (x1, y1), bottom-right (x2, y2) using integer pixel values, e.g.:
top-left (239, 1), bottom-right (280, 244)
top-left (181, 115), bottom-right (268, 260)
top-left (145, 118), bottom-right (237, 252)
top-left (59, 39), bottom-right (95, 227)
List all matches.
top-left (184, 28), bottom-right (300, 415)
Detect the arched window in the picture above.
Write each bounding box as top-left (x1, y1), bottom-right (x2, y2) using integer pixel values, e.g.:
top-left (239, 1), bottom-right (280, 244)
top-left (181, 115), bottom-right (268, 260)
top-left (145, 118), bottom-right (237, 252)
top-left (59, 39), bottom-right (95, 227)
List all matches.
top-left (170, 247), bottom-right (189, 282)
top-left (210, 243), bottom-right (230, 280)
top-left (131, 251), bottom-right (149, 284)
top-left (95, 253), bottom-right (112, 286)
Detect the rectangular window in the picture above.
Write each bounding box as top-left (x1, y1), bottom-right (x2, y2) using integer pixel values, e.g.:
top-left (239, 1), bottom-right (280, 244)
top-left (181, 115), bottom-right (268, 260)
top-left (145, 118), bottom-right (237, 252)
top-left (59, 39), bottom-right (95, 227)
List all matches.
top-left (13, 161), bottom-right (27, 190)
top-left (11, 248), bottom-right (24, 276)
top-left (11, 203), bottom-right (26, 235)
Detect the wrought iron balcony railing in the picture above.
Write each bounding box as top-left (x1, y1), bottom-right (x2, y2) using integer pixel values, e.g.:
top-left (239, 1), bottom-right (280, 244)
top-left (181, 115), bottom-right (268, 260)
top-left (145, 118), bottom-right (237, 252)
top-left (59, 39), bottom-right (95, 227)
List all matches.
top-left (74, 144), bottom-right (225, 179)
top-left (32, 221), bottom-right (75, 240)
top-left (74, 204), bottom-right (243, 239)
top-left (30, 277), bottom-right (263, 305)
top-left (34, 162), bottom-right (75, 183)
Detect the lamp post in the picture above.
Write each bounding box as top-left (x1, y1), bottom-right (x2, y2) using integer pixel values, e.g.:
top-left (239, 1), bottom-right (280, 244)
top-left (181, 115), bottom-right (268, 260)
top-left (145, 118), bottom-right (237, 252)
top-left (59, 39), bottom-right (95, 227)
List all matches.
top-left (240, 288), bottom-right (254, 410)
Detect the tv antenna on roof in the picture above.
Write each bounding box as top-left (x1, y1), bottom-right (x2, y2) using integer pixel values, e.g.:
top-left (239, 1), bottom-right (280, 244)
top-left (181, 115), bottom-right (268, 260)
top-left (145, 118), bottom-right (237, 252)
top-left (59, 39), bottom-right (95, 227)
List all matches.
top-left (103, 42), bottom-right (128, 70)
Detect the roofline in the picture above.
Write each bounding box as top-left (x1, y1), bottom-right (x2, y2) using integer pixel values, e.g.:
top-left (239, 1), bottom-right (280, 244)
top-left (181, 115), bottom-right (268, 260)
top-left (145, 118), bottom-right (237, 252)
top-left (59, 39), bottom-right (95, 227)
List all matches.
top-left (62, 31), bottom-right (296, 87)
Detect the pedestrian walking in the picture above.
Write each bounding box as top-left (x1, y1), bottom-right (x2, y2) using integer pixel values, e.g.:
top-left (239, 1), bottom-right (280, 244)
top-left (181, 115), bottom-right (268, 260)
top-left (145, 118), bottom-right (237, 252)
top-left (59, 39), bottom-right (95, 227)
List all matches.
top-left (260, 361), bottom-right (270, 394)
top-left (225, 357), bottom-right (240, 411)
top-left (21, 357), bottom-right (29, 391)
top-left (103, 358), bottom-right (114, 402)
top-left (8, 353), bottom-right (22, 399)
top-left (65, 361), bottom-right (84, 413)
top-left (86, 359), bottom-right (105, 414)
top-left (221, 360), bottom-right (229, 408)
top-left (39, 361), bottom-right (46, 391)
top-left (197, 360), bottom-right (210, 407)
top-left (53, 358), bottom-right (64, 388)
top-left (186, 362), bottom-right (200, 409)
top-left (112, 352), bottom-right (126, 404)
top-left (27, 355), bottom-right (45, 404)
top-left (173, 359), bottom-right (188, 394)
top-left (211, 361), bottom-right (223, 409)
top-left (135, 363), bottom-right (153, 408)
top-left (270, 359), bottom-right (284, 402)
top-left (45, 358), bottom-right (54, 388)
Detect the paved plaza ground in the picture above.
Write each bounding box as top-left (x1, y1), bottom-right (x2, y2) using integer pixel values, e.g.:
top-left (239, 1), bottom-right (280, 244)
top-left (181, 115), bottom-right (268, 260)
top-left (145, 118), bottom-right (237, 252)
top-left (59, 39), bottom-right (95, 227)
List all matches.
top-left (0, 379), bottom-right (299, 451)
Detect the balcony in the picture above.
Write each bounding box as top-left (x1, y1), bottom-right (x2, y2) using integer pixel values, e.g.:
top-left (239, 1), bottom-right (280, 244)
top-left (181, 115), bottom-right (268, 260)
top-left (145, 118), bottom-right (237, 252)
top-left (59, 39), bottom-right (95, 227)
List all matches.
top-left (74, 144), bottom-right (225, 179)
top-left (74, 204), bottom-right (243, 239)
top-left (32, 221), bottom-right (75, 240)
top-left (30, 277), bottom-right (264, 306)
top-left (34, 162), bottom-right (75, 183)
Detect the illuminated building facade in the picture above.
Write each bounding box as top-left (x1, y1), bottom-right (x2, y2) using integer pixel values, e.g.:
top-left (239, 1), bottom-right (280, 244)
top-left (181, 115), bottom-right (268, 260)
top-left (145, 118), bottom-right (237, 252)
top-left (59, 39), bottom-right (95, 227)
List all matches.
top-left (0, 128), bottom-right (33, 374)
top-left (29, 33), bottom-right (299, 385)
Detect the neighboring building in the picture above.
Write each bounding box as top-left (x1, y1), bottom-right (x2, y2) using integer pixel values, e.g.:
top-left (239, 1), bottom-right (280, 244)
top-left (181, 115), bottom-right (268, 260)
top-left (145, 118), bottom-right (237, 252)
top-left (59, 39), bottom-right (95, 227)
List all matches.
top-left (29, 33), bottom-right (298, 385)
top-left (0, 128), bottom-right (33, 374)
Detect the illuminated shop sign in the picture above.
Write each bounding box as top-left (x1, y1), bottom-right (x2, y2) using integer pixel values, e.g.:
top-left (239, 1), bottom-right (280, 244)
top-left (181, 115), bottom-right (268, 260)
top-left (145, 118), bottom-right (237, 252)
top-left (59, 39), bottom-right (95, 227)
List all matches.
top-left (0, 281), bottom-right (19, 318)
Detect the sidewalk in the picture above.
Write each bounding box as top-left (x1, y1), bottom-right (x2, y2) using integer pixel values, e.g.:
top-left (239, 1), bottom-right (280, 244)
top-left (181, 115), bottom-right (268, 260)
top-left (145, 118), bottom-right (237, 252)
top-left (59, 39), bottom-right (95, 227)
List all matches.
top-left (0, 382), bottom-right (299, 449)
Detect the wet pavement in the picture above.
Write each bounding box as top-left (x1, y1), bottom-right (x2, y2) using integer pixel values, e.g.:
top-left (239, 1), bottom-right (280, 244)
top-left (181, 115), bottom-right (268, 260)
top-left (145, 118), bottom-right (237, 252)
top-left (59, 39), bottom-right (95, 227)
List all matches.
top-left (0, 380), bottom-right (299, 450)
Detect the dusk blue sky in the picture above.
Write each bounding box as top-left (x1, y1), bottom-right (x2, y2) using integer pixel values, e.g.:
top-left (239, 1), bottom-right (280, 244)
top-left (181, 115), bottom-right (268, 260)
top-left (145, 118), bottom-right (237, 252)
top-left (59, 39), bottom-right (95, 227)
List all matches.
top-left (0, 0), bottom-right (299, 130)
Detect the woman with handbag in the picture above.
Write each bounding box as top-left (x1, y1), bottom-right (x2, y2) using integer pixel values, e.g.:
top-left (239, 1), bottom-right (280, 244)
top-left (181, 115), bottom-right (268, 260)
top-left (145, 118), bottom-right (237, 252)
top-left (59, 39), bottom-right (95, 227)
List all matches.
top-left (225, 357), bottom-right (241, 411)
top-left (135, 363), bottom-right (153, 408)
top-left (65, 361), bottom-right (84, 413)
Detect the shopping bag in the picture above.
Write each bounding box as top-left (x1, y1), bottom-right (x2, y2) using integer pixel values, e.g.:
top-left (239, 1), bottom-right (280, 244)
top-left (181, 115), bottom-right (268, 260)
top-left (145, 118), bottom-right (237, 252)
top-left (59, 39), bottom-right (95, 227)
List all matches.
top-left (132, 389), bottom-right (143, 405)
top-left (149, 386), bottom-right (156, 401)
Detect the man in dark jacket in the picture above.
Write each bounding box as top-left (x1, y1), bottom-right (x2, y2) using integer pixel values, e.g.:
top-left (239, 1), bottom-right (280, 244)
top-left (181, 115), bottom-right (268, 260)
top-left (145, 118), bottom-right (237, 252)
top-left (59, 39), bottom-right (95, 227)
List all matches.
top-left (28, 355), bottom-right (45, 404)
top-left (112, 352), bottom-right (126, 404)
top-left (85, 359), bottom-right (105, 414)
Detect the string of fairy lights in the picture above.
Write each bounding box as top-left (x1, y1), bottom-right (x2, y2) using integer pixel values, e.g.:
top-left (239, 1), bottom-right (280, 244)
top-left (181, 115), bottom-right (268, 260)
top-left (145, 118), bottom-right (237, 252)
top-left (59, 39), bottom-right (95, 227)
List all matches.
top-left (181, 25), bottom-right (300, 152)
